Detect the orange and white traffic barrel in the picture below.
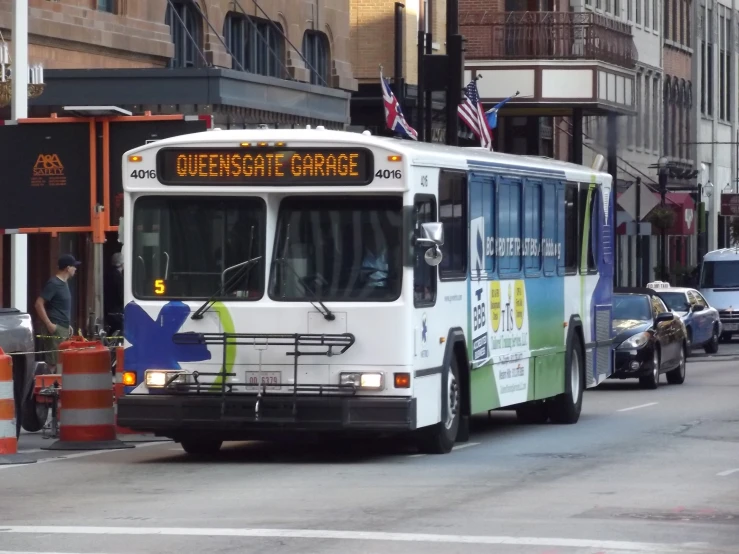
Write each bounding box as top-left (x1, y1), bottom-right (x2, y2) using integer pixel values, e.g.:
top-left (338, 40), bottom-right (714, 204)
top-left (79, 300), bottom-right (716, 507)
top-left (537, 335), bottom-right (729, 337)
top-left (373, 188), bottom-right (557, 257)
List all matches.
top-left (43, 341), bottom-right (132, 451)
top-left (0, 347), bottom-right (36, 465)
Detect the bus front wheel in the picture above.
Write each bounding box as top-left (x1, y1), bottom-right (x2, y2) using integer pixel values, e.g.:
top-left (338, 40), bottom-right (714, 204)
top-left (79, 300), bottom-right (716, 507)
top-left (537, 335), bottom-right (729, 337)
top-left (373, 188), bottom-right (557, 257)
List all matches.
top-left (416, 356), bottom-right (460, 454)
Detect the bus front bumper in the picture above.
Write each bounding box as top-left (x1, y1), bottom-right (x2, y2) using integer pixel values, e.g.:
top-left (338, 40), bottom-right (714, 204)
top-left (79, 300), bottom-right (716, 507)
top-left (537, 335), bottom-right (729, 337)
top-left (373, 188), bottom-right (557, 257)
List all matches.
top-left (116, 394), bottom-right (417, 437)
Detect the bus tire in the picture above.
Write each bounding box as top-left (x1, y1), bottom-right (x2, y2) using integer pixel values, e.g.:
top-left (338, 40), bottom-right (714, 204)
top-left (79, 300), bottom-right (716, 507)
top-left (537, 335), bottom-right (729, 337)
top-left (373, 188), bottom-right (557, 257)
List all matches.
top-left (417, 356), bottom-right (460, 454)
top-left (180, 439), bottom-right (223, 455)
top-left (547, 333), bottom-right (584, 424)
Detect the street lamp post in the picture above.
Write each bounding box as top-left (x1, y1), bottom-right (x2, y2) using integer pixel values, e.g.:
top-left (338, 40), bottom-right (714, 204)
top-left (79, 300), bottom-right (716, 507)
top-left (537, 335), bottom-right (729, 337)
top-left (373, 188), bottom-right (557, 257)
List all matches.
top-left (656, 156), bottom-right (669, 281)
top-left (698, 181), bottom-right (713, 261)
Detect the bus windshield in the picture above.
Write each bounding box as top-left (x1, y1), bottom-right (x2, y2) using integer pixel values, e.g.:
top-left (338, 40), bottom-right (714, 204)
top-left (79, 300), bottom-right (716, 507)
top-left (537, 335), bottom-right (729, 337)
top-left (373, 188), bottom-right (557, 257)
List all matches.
top-left (132, 196), bottom-right (266, 300)
top-left (269, 196), bottom-right (403, 302)
top-left (701, 261), bottom-right (739, 289)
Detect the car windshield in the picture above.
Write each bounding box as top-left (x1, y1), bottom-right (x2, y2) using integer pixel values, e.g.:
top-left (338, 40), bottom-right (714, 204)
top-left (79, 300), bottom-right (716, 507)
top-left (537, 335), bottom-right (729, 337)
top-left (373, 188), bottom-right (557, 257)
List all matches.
top-left (269, 196), bottom-right (403, 302)
top-left (613, 294), bottom-right (652, 321)
top-left (132, 196), bottom-right (266, 300)
top-left (701, 261), bottom-right (739, 289)
top-left (657, 292), bottom-right (690, 312)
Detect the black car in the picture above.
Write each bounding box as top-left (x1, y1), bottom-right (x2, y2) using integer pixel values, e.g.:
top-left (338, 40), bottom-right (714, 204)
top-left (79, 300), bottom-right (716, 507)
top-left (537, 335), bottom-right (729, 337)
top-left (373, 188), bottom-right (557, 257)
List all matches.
top-left (611, 289), bottom-right (688, 389)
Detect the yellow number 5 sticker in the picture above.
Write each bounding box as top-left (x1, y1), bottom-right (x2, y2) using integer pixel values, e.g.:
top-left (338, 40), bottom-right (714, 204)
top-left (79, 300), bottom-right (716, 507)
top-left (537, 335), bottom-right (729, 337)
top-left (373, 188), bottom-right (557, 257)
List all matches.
top-left (154, 279), bottom-right (166, 295)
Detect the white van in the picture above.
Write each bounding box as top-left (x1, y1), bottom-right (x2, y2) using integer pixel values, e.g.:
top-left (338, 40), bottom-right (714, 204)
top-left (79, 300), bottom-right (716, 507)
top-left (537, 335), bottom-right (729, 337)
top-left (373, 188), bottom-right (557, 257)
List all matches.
top-left (698, 248), bottom-right (739, 341)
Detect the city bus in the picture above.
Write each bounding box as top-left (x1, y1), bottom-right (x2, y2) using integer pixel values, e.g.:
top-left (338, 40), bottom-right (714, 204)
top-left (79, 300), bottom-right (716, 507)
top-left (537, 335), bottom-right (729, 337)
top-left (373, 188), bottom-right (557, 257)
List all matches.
top-left (116, 127), bottom-right (615, 455)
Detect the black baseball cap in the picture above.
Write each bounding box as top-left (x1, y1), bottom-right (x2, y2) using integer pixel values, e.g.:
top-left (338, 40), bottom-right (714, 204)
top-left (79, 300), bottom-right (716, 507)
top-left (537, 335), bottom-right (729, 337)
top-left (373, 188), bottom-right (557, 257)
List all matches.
top-left (58, 254), bottom-right (82, 270)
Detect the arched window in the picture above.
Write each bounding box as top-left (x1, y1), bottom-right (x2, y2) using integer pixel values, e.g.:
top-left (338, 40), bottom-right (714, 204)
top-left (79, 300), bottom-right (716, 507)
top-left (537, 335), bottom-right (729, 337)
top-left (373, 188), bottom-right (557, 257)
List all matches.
top-left (166, 0), bottom-right (202, 68)
top-left (224, 12), bottom-right (285, 78)
top-left (302, 31), bottom-right (330, 86)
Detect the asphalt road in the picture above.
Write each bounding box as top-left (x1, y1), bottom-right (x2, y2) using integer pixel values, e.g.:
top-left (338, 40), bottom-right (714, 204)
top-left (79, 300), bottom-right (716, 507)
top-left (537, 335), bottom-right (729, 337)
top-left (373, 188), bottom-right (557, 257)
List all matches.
top-left (2, 342), bottom-right (739, 554)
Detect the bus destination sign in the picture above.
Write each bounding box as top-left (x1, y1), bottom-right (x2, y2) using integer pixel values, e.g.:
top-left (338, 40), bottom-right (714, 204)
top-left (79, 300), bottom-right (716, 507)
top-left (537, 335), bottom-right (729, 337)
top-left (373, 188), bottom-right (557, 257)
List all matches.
top-left (156, 147), bottom-right (374, 186)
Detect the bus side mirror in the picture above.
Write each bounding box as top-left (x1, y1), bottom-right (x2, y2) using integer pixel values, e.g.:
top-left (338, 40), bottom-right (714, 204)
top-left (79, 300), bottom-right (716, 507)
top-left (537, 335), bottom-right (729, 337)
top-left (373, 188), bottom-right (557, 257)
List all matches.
top-left (417, 222), bottom-right (444, 267)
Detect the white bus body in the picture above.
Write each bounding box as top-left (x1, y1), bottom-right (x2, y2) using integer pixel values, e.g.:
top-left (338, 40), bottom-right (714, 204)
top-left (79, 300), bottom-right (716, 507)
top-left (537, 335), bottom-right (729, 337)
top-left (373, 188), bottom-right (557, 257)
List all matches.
top-left (116, 128), bottom-right (615, 455)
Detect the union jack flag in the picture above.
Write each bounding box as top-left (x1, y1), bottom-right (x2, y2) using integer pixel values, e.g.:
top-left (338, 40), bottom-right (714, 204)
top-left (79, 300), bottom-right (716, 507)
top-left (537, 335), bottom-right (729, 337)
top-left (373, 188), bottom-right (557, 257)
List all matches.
top-left (380, 68), bottom-right (418, 140)
top-left (458, 78), bottom-right (492, 150)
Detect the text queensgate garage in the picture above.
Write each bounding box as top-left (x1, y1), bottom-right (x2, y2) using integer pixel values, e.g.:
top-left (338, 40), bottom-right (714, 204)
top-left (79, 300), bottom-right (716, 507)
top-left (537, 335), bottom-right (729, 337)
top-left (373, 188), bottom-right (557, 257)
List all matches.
top-left (156, 147), bottom-right (375, 186)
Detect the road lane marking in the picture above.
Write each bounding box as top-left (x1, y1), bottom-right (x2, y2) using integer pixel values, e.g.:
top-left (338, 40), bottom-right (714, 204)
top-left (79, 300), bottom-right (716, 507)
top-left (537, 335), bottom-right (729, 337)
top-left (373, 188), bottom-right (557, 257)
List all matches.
top-left (0, 525), bottom-right (709, 552)
top-left (617, 402), bottom-right (658, 412)
top-left (451, 442), bottom-right (480, 451)
top-left (0, 441), bottom-right (168, 471)
top-left (716, 468), bottom-right (739, 477)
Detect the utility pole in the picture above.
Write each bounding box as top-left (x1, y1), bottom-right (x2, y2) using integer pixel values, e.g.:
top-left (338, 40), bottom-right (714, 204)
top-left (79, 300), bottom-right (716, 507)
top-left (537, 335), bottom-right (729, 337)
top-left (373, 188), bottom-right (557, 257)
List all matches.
top-left (416, 0), bottom-right (426, 141)
top-left (634, 177), bottom-right (641, 287)
top-left (11, 0), bottom-right (28, 312)
top-left (658, 164), bottom-right (668, 281)
top-left (394, 3), bottom-right (404, 111)
top-left (445, 0), bottom-right (461, 146)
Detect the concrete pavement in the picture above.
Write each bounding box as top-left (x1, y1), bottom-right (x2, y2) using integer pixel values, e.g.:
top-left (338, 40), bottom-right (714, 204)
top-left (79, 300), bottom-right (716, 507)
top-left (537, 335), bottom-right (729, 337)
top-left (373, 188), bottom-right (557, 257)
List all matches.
top-left (1, 343), bottom-right (739, 553)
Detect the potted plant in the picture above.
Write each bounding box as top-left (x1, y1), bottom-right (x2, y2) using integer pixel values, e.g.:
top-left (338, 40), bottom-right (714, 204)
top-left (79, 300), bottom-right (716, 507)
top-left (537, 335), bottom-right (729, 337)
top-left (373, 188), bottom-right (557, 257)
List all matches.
top-left (648, 206), bottom-right (676, 230)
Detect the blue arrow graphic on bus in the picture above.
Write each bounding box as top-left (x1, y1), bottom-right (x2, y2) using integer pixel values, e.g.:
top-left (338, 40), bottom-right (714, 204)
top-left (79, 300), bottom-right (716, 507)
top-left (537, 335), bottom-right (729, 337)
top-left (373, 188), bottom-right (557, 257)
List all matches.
top-left (124, 301), bottom-right (212, 374)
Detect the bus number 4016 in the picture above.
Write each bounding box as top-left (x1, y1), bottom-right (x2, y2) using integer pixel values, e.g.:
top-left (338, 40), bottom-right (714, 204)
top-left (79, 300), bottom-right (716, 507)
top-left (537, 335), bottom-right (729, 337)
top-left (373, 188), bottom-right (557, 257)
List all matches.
top-left (375, 169), bottom-right (402, 179)
top-left (130, 169), bottom-right (157, 179)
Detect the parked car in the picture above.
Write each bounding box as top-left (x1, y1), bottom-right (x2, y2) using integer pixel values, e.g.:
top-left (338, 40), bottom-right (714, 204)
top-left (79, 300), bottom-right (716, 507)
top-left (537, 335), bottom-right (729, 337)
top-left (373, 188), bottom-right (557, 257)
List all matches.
top-left (612, 289), bottom-right (688, 389)
top-left (646, 282), bottom-right (722, 355)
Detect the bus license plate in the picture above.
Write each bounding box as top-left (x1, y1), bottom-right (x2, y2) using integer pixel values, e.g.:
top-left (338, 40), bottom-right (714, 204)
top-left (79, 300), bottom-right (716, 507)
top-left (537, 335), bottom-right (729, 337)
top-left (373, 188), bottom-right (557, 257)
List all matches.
top-left (724, 324), bottom-right (739, 331)
top-left (245, 372), bottom-right (281, 391)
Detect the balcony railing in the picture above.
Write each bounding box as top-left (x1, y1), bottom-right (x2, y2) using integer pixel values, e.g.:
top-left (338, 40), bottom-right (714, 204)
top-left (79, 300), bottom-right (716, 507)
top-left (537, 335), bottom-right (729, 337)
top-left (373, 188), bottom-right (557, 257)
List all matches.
top-left (460, 11), bottom-right (638, 69)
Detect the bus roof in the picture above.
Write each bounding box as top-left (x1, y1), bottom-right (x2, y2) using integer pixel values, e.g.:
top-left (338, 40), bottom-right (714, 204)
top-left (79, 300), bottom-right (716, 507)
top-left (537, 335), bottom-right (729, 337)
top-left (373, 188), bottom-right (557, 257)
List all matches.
top-left (125, 128), bottom-right (612, 183)
top-left (703, 248), bottom-right (739, 261)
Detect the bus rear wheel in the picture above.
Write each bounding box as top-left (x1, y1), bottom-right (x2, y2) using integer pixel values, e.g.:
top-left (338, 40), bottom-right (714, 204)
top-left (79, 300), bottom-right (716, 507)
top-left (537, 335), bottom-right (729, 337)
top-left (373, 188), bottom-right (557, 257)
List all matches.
top-left (547, 334), bottom-right (584, 424)
top-left (416, 356), bottom-right (460, 454)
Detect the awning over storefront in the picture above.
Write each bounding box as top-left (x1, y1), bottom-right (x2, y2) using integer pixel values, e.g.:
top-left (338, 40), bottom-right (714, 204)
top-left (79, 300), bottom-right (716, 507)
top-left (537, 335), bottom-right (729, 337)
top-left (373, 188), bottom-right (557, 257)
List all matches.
top-left (616, 190), bottom-right (696, 236)
top-left (28, 68), bottom-right (351, 126)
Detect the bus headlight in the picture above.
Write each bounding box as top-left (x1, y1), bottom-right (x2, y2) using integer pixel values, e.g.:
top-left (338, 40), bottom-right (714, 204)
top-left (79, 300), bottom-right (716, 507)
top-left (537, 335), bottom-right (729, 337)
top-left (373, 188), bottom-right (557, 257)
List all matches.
top-left (340, 372), bottom-right (384, 390)
top-left (145, 370), bottom-right (191, 388)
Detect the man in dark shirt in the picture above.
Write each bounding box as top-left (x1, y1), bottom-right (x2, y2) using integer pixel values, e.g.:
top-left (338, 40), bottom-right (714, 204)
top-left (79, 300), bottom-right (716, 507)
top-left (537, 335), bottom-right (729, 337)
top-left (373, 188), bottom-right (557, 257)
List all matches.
top-left (35, 254), bottom-right (81, 373)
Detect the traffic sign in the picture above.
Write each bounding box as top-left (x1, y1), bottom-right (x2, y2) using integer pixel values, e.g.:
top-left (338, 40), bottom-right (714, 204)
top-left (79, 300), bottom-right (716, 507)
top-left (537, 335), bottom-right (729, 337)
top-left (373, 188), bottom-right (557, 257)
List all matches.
top-left (617, 182), bottom-right (660, 221)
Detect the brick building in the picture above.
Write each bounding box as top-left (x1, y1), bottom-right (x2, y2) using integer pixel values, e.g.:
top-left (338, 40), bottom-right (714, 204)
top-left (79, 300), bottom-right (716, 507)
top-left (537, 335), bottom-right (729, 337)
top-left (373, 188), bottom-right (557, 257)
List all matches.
top-left (0, 0), bottom-right (357, 330)
top-left (349, 0), bottom-right (448, 141)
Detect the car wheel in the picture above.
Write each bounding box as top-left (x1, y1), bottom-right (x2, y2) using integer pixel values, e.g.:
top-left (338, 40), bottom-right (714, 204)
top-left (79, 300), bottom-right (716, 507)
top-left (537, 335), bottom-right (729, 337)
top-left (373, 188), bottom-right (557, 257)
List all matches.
top-left (685, 328), bottom-right (692, 353)
top-left (639, 348), bottom-right (660, 390)
top-left (666, 343), bottom-right (687, 385)
top-left (704, 324), bottom-right (720, 354)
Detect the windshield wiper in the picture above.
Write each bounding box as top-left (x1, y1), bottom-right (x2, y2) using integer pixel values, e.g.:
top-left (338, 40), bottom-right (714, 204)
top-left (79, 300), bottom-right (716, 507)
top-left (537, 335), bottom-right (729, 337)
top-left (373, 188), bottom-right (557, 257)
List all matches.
top-left (191, 256), bottom-right (262, 320)
top-left (275, 257), bottom-right (335, 321)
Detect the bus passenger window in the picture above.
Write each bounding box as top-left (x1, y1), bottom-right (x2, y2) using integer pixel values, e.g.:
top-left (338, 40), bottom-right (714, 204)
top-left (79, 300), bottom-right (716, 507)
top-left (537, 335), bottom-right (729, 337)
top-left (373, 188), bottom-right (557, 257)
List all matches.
top-left (414, 196), bottom-right (437, 306)
top-left (588, 188), bottom-right (598, 273)
top-left (498, 179), bottom-right (522, 275)
top-left (439, 170), bottom-right (468, 278)
top-left (524, 182), bottom-right (542, 276)
top-left (564, 182), bottom-right (578, 274)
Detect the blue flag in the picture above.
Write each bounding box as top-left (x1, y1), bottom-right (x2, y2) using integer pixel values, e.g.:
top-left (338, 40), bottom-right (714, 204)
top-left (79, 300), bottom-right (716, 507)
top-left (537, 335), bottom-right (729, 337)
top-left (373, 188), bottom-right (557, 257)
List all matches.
top-left (485, 92), bottom-right (519, 130)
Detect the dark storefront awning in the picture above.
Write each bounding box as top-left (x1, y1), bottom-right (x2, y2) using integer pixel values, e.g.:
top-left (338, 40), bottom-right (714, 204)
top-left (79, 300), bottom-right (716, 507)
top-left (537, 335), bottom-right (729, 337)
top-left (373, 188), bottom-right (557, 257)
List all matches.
top-left (29, 68), bottom-right (351, 125)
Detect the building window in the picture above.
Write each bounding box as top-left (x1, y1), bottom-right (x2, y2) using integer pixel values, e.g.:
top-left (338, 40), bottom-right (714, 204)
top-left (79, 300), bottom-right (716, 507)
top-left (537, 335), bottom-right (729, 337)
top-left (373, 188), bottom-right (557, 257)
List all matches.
top-left (664, 0), bottom-right (671, 40)
top-left (644, 75), bottom-right (651, 150)
top-left (438, 170), bottom-right (468, 278)
top-left (653, 76), bottom-right (659, 153)
top-left (302, 31), bottom-right (330, 86)
top-left (707, 6), bottom-right (714, 116)
top-left (224, 13), bottom-right (285, 78)
top-left (653, 0), bottom-right (658, 32)
top-left (627, 0), bottom-right (632, 21)
top-left (636, 72), bottom-right (642, 147)
top-left (97, 0), bottom-right (115, 12)
top-left (636, 0), bottom-right (641, 24)
top-left (644, 0), bottom-right (650, 28)
top-left (165, 0), bottom-right (202, 68)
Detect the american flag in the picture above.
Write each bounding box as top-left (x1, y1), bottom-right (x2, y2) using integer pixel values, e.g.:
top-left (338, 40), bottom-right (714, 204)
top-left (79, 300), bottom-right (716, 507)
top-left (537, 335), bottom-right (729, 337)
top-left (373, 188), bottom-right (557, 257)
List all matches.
top-left (458, 78), bottom-right (492, 149)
